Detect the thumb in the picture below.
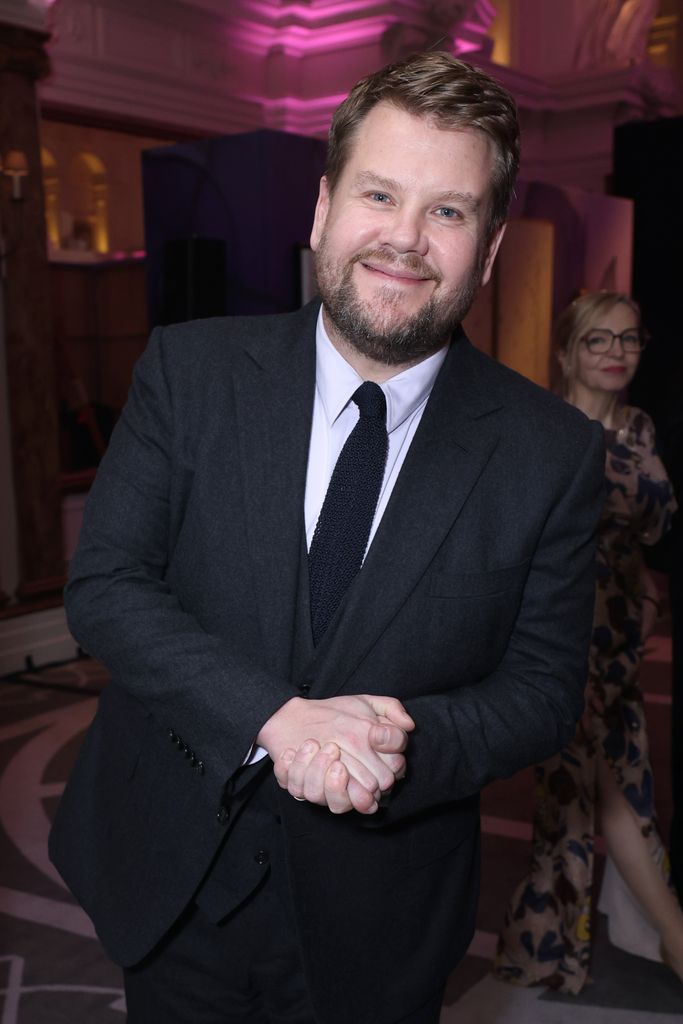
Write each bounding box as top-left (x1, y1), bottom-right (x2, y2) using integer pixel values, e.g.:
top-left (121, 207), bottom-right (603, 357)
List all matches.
top-left (365, 696), bottom-right (415, 731)
top-left (368, 722), bottom-right (409, 752)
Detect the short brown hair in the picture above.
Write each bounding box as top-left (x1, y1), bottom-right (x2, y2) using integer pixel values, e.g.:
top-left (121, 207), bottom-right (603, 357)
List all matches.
top-left (326, 51), bottom-right (520, 245)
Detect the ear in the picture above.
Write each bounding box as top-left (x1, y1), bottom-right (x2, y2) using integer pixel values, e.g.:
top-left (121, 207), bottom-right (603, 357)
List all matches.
top-left (556, 348), bottom-right (569, 378)
top-left (310, 176), bottom-right (331, 252)
top-left (480, 223), bottom-right (506, 287)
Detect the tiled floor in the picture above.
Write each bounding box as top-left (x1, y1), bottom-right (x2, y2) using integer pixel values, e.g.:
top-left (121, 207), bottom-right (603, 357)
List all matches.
top-left (440, 630), bottom-right (683, 1022)
top-left (0, 638), bottom-right (681, 1023)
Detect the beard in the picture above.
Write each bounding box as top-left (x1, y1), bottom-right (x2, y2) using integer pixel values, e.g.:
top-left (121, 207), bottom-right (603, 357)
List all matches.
top-left (314, 237), bottom-right (486, 366)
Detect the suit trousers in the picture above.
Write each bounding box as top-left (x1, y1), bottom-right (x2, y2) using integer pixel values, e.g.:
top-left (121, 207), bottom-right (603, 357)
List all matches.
top-left (123, 874), bottom-right (446, 1024)
top-left (122, 780), bottom-right (446, 1024)
top-left (123, 871), bottom-right (316, 1024)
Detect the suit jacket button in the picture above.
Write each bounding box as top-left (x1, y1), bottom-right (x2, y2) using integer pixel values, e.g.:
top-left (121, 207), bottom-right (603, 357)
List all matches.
top-left (254, 850), bottom-right (269, 865)
top-left (216, 806), bottom-right (230, 825)
top-left (196, 761), bottom-right (205, 775)
top-left (168, 729), bottom-right (176, 742)
top-left (298, 682), bottom-right (311, 696)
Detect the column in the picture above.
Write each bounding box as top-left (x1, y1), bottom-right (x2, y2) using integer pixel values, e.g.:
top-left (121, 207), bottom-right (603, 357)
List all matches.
top-left (0, 11), bottom-right (64, 600)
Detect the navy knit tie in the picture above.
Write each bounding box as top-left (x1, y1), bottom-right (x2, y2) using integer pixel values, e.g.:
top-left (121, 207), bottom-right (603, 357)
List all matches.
top-left (308, 381), bottom-right (389, 645)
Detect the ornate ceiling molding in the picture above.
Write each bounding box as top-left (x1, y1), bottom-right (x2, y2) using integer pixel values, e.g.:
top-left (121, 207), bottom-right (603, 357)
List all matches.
top-left (36, 0), bottom-right (681, 190)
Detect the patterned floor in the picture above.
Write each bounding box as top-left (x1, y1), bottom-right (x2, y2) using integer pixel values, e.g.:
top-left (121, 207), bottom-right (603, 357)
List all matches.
top-left (0, 640), bottom-right (681, 1023)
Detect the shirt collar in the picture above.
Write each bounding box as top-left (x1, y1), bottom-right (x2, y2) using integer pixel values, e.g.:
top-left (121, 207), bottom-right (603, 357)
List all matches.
top-left (314, 307), bottom-right (449, 433)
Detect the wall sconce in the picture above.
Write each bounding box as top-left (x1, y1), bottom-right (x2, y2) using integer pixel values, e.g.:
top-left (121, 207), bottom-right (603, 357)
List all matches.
top-left (2, 150), bottom-right (29, 201)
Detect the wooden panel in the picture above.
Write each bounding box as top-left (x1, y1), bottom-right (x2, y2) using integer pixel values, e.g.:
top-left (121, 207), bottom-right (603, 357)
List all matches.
top-left (494, 218), bottom-right (554, 389)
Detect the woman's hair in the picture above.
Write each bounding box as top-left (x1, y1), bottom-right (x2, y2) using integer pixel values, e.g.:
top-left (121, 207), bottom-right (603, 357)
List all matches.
top-left (555, 290), bottom-right (641, 389)
top-left (325, 51), bottom-right (520, 246)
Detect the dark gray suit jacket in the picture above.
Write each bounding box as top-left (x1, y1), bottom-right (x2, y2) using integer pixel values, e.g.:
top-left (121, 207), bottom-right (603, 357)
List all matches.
top-left (49, 299), bottom-right (604, 1023)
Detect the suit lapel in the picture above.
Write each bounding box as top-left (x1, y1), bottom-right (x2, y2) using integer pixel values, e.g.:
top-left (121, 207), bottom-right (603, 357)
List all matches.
top-left (308, 333), bottom-right (504, 696)
top-left (233, 302), bottom-right (318, 680)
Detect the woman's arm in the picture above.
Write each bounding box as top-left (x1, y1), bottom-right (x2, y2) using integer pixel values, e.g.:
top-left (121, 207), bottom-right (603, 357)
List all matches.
top-left (640, 566), bottom-right (662, 641)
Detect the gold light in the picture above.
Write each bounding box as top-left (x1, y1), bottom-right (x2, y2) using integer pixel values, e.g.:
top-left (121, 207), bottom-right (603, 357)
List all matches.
top-left (3, 150), bottom-right (29, 200)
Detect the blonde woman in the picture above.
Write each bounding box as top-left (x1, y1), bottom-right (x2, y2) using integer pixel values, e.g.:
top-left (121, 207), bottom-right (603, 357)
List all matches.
top-left (494, 291), bottom-right (682, 992)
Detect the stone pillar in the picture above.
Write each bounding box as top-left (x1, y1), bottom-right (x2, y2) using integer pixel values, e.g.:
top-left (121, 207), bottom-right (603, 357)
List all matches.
top-left (0, 17), bottom-right (64, 599)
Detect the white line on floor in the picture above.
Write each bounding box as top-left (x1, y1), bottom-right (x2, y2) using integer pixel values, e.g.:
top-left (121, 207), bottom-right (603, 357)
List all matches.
top-left (0, 886), bottom-right (96, 938)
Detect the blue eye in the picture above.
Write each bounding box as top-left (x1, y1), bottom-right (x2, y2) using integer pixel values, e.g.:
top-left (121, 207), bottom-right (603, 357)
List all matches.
top-left (371, 192), bottom-right (390, 203)
top-left (436, 207), bottom-right (459, 219)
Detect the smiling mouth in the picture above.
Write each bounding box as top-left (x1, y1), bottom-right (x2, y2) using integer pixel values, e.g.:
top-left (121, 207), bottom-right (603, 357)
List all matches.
top-left (602, 365), bottom-right (627, 372)
top-left (360, 260), bottom-right (432, 283)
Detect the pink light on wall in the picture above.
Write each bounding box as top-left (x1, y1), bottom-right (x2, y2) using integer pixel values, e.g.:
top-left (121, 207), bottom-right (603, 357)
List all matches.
top-left (229, 17), bottom-right (391, 57)
top-left (453, 35), bottom-right (485, 55)
top-left (227, 0), bottom-right (497, 134)
top-left (237, 0), bottom-right (387, 29)
top-left (229, 0), bottom-right (497, 61)
top-left (259, 93), bottom-right (349, 112)
top-left (452, 1), bottom-right (496, 60)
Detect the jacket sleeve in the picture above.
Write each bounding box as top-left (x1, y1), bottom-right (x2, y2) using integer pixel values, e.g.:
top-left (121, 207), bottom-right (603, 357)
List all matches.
top-left (366, 419), bottom-right (605, 826)
top-left (64, 327), bottom-right (292, 786)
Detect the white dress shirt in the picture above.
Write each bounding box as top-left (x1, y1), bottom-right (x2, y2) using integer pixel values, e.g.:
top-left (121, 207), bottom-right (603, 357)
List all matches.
top-left (305, 309), bottom-right (448, 553)
top-left (247, 308), bottom-right (448, 764)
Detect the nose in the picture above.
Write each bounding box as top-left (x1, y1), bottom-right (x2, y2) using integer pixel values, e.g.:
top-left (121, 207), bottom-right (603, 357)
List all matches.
top-left (380, 205), bottom-right (428, 256)
top-left (611, 336), bottom-right (626, 357)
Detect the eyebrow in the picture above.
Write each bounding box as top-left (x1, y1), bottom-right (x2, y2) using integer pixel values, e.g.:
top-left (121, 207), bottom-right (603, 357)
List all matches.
top-left (352, 171), bottom-right (481, 212)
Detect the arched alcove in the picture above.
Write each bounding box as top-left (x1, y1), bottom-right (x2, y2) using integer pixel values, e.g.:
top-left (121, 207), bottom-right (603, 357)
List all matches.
top-left (68, 150), bottom-right (110, 254)
top-left (40, 146), bottom-right (61, 250)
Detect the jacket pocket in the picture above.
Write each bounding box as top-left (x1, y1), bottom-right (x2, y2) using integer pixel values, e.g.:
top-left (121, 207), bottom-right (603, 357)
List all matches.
top-left (430, 559), bottom-right (530, 598)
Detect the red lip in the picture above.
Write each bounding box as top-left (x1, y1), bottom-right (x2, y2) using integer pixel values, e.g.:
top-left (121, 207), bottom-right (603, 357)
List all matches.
top-left (602, 366), bottom-right (627, 373)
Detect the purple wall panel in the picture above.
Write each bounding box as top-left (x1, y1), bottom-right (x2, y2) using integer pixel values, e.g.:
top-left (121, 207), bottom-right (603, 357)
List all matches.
top-left (142, 130), bottom-right (327, 325)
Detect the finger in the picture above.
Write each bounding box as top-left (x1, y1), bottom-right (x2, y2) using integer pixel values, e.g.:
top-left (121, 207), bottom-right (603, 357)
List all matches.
top-left (286, 739), bottom-right (320, 799)
top-left (323, 760), bottom-right (356, 814)
top-left (368, 722), bottom-right (409, 753)
top-left (347, 776), bottom-right (379, 815)
top-left (363, 696), bottom-right (415, 731)
top-left (338, 745), bottom-right (402, 795)
top-left (351, 735), bottom-right (406, 791)
top-left (302, 743), bottom-right (342, 805)
top-left (323, 763), bottom-right (377, 815)
top-left (335, 749), bottom-right (383, 797)
top-left (273, 747), bottom-right (296, 789)
top-left (375, 750), bottom-right (407, 780)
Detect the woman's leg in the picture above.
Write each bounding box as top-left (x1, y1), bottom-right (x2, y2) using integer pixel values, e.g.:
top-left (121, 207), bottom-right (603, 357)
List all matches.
top-left (494, 742), bottom-right (596, 993)
top-left (597, 753), bottom-right (683, 978)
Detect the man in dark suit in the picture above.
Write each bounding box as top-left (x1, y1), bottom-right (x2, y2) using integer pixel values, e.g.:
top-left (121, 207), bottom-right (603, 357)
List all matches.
top-left (49, 52), bottom-right (604, 1023)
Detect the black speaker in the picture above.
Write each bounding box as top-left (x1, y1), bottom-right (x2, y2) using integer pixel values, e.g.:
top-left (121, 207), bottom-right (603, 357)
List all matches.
top-left (613, 117), bottom-right (683, 423)
top-left (159, 237), bottom-right (227, 325)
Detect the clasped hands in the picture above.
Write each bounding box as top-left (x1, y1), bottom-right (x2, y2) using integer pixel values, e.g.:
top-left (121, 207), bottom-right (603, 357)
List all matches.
top-left (257, 695), bottom-right (414, 815)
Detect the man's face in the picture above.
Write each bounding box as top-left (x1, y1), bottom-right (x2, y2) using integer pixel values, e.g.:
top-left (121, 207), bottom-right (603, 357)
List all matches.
top-left (310, 101), bottom-right (505, 365)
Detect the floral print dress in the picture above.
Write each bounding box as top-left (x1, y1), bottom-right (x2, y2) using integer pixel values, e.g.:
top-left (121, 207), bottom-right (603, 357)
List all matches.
top-left (493, 406), bottom-right (678, 994)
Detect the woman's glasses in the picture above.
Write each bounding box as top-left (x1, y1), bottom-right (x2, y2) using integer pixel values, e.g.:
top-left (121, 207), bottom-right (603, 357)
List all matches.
top-left (581, 328), bottom-right (647, 354)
